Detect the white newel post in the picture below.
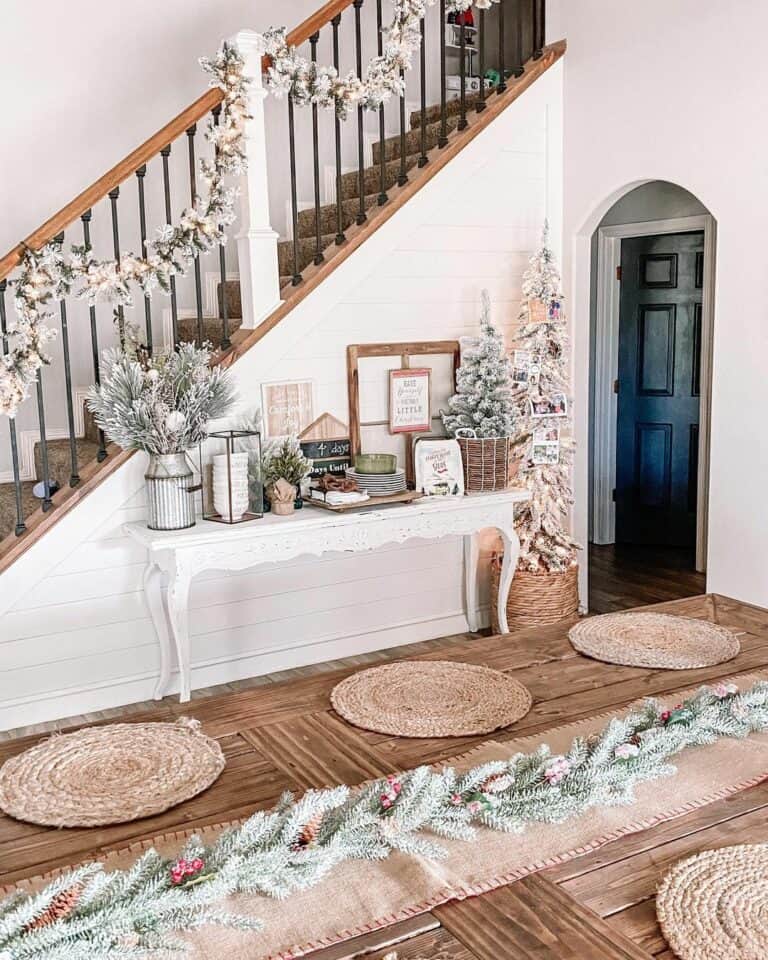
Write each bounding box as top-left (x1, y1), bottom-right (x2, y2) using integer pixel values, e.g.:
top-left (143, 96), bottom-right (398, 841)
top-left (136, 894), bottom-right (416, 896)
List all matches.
top-left (230, 30), bottom-right (282, 329)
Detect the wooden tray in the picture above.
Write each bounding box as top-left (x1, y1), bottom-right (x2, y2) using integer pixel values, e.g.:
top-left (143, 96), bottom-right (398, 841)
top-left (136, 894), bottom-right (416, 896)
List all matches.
top-left (306, 490), bottom-right (424, 513)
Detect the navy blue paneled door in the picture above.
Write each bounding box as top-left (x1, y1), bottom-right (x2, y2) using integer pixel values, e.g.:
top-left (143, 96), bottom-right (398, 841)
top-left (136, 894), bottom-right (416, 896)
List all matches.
top-left (615, 232), bottom-right (704, 547)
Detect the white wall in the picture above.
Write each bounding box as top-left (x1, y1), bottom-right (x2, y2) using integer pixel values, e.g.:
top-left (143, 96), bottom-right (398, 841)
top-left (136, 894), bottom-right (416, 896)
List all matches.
top-left (0, 66), bottom-right (562, 730)
top-left (560, 0), bottom-right (768, 609)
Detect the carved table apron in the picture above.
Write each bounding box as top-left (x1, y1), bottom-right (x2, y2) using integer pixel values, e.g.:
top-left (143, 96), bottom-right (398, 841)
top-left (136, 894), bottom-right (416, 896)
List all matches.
top-left (125, 490), bottom-right (529, 702)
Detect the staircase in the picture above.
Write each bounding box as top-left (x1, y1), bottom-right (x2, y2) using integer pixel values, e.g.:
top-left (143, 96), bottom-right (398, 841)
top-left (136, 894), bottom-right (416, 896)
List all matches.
top-left (0, 0), bottom-right (563, 566)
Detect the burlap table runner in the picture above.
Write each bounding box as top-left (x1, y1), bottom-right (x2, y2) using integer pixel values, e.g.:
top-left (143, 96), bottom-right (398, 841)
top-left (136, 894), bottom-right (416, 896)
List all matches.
top-left (8, 670), bottom-right (768, 960)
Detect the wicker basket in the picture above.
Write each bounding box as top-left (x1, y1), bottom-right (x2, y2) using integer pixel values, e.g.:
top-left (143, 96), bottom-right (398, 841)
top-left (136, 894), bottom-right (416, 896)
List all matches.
top-left (456, 434), bottom-right (510, 492)
top-left (490, 556), bottom-right (579, 631)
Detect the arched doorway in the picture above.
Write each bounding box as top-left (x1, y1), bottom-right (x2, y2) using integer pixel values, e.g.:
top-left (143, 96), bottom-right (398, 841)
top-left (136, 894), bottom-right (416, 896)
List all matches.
top-left (579, 181), bottom-right (716, 612)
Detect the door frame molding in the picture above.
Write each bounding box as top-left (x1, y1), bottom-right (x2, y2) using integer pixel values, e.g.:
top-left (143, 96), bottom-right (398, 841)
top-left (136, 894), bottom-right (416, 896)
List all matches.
top-left (592, 214), bottom-right (716, 572)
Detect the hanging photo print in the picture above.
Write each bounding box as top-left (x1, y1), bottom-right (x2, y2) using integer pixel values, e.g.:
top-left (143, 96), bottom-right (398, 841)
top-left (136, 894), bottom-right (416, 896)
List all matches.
top-left (512, 350), bottom-right (532, 384)
top-left (530, 393), bottom-right (568, 418)
top-left (389, 368), bottom-right (431, 433)
top-left (532, 427), bottom-right (560, 465)
top-left (548, 297), bottom-right (563, 321)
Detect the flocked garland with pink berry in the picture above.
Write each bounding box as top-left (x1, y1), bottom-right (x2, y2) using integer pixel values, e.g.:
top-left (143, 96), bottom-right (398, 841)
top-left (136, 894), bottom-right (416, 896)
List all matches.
top-left (0, 678), bottom-right (764, 959)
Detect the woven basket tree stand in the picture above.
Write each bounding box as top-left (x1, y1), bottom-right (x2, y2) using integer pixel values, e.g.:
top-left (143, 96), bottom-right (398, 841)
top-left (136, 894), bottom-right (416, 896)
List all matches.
top-left (491, 555), bottom-right (579, 630)
top-left (456, 432), bottom-right (512, 492)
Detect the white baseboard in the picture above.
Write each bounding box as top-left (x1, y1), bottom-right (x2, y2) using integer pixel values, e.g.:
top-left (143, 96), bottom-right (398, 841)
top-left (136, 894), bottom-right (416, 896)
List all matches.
top-left (0, 606), bottom-right (487, 731)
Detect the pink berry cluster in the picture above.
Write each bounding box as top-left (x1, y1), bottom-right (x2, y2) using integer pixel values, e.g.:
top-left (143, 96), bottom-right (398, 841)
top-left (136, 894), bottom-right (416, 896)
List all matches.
top-left (380, 774), bottom-right (402, 810)
top-left (543, 756), bottom-right (570, 785)
top-left (660, 703), bottom-right (682, 725)
top-left (170, 857), bottom-right (204, 885)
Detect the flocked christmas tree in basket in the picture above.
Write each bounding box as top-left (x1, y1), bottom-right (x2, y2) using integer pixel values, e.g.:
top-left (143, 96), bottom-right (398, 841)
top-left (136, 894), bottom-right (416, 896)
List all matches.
top-left (443, 290), bottom-right (517, 492)
top-left (491, 225), bottom-right (580, 630)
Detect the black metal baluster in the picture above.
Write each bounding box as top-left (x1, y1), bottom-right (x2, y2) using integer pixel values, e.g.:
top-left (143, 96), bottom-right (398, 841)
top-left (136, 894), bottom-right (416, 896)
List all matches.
top-left (419, 14), bottom-right (429, 164)
top-left (0, 280), bottom-right (26, 534)
top-left (533, 0), bottom-right (545, 59)
top-left (212, 105), bottom-right (231, 350)
top-left (354, 0), bottom-right (368, 224)
top-left (53, 232), bottom-right (80, 487)
top-left (458, 19), bottom-right (468, 130)
top-left (186, 125), bottom-right (205, 346)
top-left (309, 34), bottom-right (325, 265)
top-left (497, 0), bottom-right (507, 93)
top-left (160, 144), bottom-right (180, 347)
top-left (477, 8), bottom-right (487, 112)
top-left (376, 0), bottom-right (388, 203)
top-left (513, 0), bottom-right (525, 78)
top-left (81, 211), bottom-right (107, 462)
top-left (398, 70), bottom-right (408, 185)
top-left (439, 0), bottom-right (448, 147)
top-left (287, 94), bottom-right (302, 286)
top-left (332, 15), bottom-right (346, 243)
top-left (108, 188), bottom-right (126, 346)
top-left (135, 165), bottom-right (153, 353)
top-left (34, 376), bottom-right (52, 511)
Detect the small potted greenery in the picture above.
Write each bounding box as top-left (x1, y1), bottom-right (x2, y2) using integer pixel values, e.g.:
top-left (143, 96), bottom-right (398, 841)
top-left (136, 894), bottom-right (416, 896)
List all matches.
top-left (262, 437), bottom-right (312, 515)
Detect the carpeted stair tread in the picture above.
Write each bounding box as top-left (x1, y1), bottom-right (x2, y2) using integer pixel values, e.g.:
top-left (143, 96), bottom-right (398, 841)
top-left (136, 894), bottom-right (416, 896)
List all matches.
top-left (176, 314), bottom-right (243, 346)
top-left (278, 233), bottom-right (339, 275)
top-left (34, 438), bottom-right (101, 488)
top-left (410, 89), bottom-right (497, 129)
top-left (0, 480), bottom-right (38, 542)
top-left (296, 194), bottom-right (381, 241)
top-left (338, 154), bottom-right (420, 202)
top-left (372, 114), bottom-right (459, 164)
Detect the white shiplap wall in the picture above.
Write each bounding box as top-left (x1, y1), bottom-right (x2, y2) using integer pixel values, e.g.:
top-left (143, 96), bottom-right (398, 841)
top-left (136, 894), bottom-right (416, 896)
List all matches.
top-left (0, 66), bottom-right (562, 730)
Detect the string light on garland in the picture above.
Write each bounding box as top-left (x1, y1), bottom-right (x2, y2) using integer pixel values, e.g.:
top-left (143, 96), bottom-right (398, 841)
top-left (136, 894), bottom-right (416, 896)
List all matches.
top-left (1, 679), bottom-right (768, 958)
top-left (262, 0), bottom-right (500, 118)
top-left (0, 44), bottom-right (249, 420)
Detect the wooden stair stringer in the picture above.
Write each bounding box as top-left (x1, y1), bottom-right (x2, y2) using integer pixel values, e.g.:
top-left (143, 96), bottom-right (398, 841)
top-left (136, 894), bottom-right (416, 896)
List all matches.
top-left (0, 39), bottom-right (565, 579)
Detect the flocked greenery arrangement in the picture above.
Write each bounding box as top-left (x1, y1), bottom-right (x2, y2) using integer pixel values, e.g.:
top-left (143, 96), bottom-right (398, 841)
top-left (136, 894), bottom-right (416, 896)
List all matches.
top-left (0, 45), bottom-right (249, 420)
top-left (0, 678), bottom-right (762, 958)
top-left (86, 340), bottom-right (236, 455)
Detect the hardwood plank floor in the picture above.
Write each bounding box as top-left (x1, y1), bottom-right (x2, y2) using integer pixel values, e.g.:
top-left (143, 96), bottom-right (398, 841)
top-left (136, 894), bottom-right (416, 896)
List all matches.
top-left (589, 543), bottom-right (706, 614)
top-left (2, 591), bottom-right (768, 959)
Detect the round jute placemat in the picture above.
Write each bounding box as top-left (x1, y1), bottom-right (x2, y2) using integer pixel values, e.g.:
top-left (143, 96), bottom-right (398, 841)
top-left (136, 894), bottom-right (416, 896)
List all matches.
top-left (0, 717), bottom-right (225, 827)
top-left (657, 844), bottom-right (768, 960)
top-left (331, 660), bottom-right (532, 737)
top-left (568, 611), bottom-right (739, 670)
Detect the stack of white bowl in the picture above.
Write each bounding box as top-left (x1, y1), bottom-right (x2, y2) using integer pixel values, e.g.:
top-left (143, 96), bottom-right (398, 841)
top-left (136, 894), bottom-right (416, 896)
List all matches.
top-left (213, 452), bottom-right (250, 522)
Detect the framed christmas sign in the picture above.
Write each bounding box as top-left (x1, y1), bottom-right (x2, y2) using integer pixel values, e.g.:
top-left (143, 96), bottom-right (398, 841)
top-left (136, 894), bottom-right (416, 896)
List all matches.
top-left (389, 368), bottom-right (431, 434)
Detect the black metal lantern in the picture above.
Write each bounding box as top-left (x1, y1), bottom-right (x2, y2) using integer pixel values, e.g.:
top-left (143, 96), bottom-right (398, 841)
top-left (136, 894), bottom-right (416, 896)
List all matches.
top-left (203, 429), bottom-right (263, 524)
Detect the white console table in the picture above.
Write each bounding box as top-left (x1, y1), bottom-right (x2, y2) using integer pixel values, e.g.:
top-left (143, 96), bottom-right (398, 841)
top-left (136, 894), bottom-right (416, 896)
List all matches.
top-left (125, 489), bottom-right (529, 702)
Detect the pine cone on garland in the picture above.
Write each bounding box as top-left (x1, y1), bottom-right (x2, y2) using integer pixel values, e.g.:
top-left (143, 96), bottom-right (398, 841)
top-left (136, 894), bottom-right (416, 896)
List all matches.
top-left (24, 884), bottom-right (82, 931)
top-left (291, 813), bottom-right (324, 851)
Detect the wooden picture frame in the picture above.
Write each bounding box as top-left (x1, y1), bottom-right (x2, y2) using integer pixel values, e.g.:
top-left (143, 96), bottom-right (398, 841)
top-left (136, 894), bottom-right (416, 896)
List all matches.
top-left (347, 341), bottom-right (460, 486)
top-left (389, 367), bottom-right (432, 434)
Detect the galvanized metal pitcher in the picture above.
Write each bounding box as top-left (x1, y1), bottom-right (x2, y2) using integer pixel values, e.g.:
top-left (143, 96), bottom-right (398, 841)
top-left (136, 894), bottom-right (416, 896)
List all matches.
top-left (145, 453), bottom-right (195, 531)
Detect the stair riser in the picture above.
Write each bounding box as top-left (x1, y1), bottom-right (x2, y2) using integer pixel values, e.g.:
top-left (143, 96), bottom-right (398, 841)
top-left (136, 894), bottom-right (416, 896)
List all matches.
top-left (176, 316), bottom-right (244, 346)
top-left (296, 194), bottom-right (379, 241)
top-left (338, 156), bottom-right (419, 203)
top-left (410, 90), bottom-right (492, 130)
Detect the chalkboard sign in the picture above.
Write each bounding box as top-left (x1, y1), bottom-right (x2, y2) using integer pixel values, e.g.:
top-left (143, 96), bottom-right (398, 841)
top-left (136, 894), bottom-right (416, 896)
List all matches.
top-left (300, 438), bottom-right (351, 461)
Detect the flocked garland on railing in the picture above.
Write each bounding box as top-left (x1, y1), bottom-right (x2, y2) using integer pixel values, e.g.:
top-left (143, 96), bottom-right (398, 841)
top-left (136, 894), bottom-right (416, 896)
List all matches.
top-left (263, 0), bottom-right (499, 118)
top-left (0, 45), bottom-right (249, 420)
top-left (0, 0), bottom-right (504, 421)
top-left (0, 679), bottom-right (762, 959)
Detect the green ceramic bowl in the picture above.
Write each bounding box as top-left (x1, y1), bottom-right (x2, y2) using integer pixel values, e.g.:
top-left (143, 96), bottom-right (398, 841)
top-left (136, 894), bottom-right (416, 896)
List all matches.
top-left (355, 453), bottom-right (397, 474)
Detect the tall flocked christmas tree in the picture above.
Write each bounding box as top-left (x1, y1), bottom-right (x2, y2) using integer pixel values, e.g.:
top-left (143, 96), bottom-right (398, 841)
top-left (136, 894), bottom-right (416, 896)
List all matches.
top-left (443, 290), bottom-right (516, 439)
top-left (512, 225), bottom-right (579, 573)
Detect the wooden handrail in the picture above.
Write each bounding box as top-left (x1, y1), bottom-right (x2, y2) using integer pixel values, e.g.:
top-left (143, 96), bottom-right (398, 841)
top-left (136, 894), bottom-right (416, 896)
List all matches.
top-left (0, 1), bottom-right (358, 283)
top-left (0, 86), bottom-right (224, 282)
